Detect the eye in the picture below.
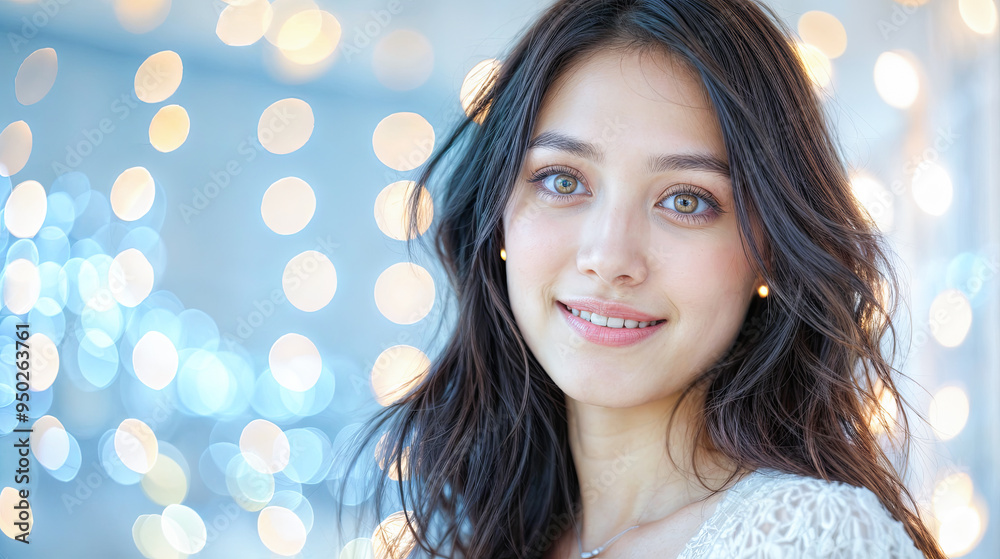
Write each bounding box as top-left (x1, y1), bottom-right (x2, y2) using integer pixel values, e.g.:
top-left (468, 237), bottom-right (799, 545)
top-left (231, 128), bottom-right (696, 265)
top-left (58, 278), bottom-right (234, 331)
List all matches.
top-left (659, 187), bottom-right (725, 224)
top-left (551, 173), bottom-right (579, 194)
top-left (527, 165), bottom-right (588, 198)
top-left (664, 192), bottom-right (710, 215)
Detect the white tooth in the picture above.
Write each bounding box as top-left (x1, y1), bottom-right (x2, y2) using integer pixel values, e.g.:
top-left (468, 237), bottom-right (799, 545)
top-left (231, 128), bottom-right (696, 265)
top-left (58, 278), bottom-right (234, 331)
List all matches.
top-left (638, 321), bottom-right (649, 328)
top-left (571, 307), bottom-right (580, 316)
top-left (580, 310), bottom-right (592, 320)
top-left (589, 313), bottom-right (608, 326)
top-left (624, 319), bottom-right (639, 328)
top-left (606, 317), bottom-right (625, 328)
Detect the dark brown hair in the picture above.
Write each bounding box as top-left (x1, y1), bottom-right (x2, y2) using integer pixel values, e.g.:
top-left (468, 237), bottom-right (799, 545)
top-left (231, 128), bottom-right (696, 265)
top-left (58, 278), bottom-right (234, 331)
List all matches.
top-left (334, 1), bottom-right (945, 557)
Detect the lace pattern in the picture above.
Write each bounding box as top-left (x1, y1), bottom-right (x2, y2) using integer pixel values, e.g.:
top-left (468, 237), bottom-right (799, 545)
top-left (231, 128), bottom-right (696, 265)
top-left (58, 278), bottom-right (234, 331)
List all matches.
top-left (676, 468), bottom-right (925, 558)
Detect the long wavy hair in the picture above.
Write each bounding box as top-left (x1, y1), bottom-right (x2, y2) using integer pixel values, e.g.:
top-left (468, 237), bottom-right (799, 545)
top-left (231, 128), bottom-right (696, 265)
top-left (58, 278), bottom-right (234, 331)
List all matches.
top-left (334, 0), bottom-right (945, 557)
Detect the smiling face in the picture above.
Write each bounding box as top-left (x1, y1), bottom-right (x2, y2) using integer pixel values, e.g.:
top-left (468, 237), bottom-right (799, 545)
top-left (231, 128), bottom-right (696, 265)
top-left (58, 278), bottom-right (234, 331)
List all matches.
top-left (501, 47), bottom-right (761, 408)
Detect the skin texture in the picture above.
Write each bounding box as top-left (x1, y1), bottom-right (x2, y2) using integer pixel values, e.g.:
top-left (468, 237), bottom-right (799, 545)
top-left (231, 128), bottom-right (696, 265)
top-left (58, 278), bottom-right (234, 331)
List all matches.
top-left (501, 48), bottom-right (763, 557)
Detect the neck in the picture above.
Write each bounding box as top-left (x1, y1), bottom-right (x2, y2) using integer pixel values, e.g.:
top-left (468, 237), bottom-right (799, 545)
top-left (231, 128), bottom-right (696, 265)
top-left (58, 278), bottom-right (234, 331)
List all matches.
top-left (566, 391), bottom-right (737, 553)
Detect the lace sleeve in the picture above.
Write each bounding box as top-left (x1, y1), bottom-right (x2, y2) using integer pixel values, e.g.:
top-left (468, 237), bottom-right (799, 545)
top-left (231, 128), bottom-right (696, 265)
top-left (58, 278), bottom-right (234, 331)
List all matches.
top-left (802, 479), bottom-right (925, 558)
top-left (679, 470), bottom-right (927, 559)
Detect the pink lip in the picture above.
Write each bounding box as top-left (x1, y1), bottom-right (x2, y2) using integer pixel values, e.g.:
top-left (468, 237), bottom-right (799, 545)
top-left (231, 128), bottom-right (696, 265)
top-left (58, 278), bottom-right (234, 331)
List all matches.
top-left (558, 297), bottom-right (663, 322)
top-left (557, 302), bottom-right (665, 347)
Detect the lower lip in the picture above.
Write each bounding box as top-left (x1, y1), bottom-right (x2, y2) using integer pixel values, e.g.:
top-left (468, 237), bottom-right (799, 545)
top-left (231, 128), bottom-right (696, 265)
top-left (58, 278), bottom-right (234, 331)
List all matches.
top-left (557, 302), bottom-right (666, 347)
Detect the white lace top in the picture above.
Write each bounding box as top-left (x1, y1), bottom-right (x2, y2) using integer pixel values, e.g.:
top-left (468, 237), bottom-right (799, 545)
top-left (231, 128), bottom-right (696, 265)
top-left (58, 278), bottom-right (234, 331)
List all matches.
top-left (677, 468), bottom-right (926, 558)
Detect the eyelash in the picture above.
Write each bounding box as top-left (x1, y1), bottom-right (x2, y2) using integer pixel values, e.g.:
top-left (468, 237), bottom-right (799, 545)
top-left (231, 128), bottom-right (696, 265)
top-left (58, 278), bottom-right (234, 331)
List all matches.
top-left (526, 165), bottom-right (726, 225)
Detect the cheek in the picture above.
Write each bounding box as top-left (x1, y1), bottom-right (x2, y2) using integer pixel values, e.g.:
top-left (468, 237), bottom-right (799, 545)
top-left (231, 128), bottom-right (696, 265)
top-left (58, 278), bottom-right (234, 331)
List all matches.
top-left (503, 199), bottom-right (577, 339)
top-left (667, 242), bottom-right (755, 343)
top-left (505, 200), bottom-right (572, 289)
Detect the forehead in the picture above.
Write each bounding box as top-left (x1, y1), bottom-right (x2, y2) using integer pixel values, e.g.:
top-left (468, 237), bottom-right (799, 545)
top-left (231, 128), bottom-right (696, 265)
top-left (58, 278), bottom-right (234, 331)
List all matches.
top-left (532, 48), bottom-right (725, 156)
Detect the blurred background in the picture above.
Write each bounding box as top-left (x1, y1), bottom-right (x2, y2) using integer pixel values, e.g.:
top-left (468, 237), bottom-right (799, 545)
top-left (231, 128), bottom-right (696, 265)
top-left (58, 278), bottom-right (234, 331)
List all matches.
top-left (0, 0), bottom-right (996, 557)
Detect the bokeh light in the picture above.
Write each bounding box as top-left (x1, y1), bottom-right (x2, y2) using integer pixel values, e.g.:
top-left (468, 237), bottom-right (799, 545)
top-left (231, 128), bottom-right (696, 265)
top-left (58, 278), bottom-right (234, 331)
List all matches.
top-left (149, 104), bottom-right (191, 153)
top-left (373, 262), bottom-right (435, 325)
top-left (141, 442), bottom-right (189, 506)
top-left (31, 414), bottom-right (70, 470)
top-left (0, 1), bottom-right (994, 556)
top-left (794, 42), bottom-right (832, 88)
top-left (459, 58), bottom-right (502, 123)
top-left (110, 166), bottom-right (156, 221)
top-left (261, 177), bottom-right (316, 235)
top-left (258, 505), bottom-right (307, 555)
top-left (0, 486), bottom-right (32, 539)
top-left (279, 10), bottom-right (341, 66)
top-left (265, 0), bottom-right (323, 51)
top-left (372, 112), bottom-right (434, 172)
top-left (133, 514), bottom-right (184, 559)
top-left (216, 0), bottom-right (274, 46)
top-left (115, 418), bottom-right (159, 474)
top-left (282, 250), bottom-right (337, 312)
top-left (960, 0), bottom-right (999, 34)
top-left (911, 160), bottom-right (954, 216)
top-left (869, 379), bottom-right (899, 436)
top-left (134, 50), bottom-right (182, 103)
top-left (109, 248), bottom-right (155, 307)
top-left (15, 47), bottom-right (58, 105)
top-left (373, 180), bottom-right (433, 241)
top-left (268, 333), bottom-right (322, 392)
top-left (372, 511), bottom-right (417, 559)
top-left (341, 537), bottom-right (376, 559)
top-left (874, 51), bottom-right (920, 109)
top-left (932, 471), bottom-right (988, 556)
top-left (240, 418), bottom-right (290, 474)
top-left (797, 11), bottom-right (847, 58)
top-left (27, 332), bottom-right (59, 391)
top-left (928, 288), bottom-right (972, 347)
top-left (376, 432), bottom-right (410, 482)
top-left (226, 451), bottom-right (275, 510)
top-left (850, 172), bottom-right (894, 232)
top-left (929, 386), bottom-right (970, 440)
top-left (4, 179), bottom-right (47, 238)
top-left (258, 98), bottom-right (315, 154)
top-left (3, 258), bottom-right (41, 314)
top-left (370, 345), bottom-right (430, 407)
top-left (161, 503), bottom-right (207, 554)
top-left (132, 330), bottom-right (179, 390)
top-left (115, 0), bottom-right (171, 34)
top-left (0, 120), bottom-right (32, 177)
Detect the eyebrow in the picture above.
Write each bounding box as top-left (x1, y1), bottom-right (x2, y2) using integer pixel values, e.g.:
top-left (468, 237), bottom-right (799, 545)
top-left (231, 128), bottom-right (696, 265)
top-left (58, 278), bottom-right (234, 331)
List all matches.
top-left (526, 130), bottom-right (731, 179)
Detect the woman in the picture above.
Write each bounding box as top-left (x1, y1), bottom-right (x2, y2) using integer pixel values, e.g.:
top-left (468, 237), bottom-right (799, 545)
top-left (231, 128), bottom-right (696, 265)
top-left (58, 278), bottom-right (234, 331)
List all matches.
top-left (335, 0), bottom-right (945, 557)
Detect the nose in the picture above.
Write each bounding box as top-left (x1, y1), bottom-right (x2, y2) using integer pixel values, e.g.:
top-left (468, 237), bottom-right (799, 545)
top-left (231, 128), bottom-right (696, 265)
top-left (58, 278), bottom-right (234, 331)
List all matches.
top-left (576, 196), bottom-right (649, 287)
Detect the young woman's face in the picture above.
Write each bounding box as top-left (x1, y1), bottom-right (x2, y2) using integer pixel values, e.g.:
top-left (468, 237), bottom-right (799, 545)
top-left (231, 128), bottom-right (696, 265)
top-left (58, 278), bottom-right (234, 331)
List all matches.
top-left (502, 48), bottom-right (760, 407)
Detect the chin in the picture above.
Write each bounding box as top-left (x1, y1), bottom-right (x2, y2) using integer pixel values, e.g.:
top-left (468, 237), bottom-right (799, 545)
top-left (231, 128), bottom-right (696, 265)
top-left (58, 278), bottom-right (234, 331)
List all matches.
top-left (555, 375), bottom-right (652, 408)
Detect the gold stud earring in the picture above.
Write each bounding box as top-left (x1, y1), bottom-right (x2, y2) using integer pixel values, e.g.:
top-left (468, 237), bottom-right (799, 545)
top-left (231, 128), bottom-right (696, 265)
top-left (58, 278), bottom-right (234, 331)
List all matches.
top-left (757, 284), bottom-right (769, 298)
top-left (500, 247), bottom-right (507, 261)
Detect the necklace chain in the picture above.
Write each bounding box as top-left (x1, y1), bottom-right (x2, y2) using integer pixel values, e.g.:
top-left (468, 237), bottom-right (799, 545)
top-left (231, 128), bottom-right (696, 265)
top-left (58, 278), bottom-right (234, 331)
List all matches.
top-left (574, 522), bottom-right (639, 558)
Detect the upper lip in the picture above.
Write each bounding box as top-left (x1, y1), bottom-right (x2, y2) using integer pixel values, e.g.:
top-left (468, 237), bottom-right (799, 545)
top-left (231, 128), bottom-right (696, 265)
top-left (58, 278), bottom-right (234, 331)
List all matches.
top-left (558, 297), bottom-right (665, 322)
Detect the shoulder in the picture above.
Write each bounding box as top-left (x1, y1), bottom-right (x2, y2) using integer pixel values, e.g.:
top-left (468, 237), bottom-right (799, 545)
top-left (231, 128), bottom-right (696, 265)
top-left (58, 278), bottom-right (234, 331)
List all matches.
top-left (685, 468), bottom-right (926, 558)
